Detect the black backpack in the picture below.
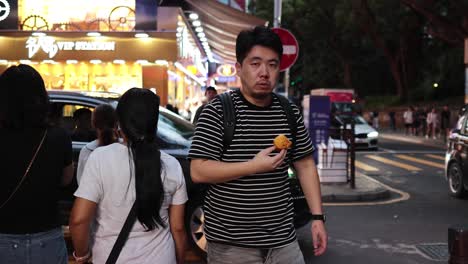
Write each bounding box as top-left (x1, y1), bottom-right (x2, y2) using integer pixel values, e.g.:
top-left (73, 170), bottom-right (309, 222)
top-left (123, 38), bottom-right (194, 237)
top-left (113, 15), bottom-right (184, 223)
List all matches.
top-left (218, 91), bottom-right (297, 159)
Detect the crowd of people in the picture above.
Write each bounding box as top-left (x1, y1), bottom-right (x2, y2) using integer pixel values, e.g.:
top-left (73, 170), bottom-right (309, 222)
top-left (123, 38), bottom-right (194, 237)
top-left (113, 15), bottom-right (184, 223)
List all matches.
top-left (402, 105), bottom-right (451, 139)
top-left (0, 26), bottom-right (327, 264)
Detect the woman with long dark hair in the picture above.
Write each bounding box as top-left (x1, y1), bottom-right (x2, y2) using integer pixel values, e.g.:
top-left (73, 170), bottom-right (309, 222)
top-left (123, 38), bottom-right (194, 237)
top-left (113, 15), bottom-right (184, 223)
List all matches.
top-left (70, 88), bottom-right (188, 264)
top-left (76, 104), bottom-right (118, 184)
top-left (0, 64), bottom-right (73, 263)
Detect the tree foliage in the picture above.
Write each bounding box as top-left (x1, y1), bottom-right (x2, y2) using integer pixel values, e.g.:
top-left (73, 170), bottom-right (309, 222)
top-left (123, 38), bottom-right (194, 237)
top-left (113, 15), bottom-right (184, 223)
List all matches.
top-left (251, 0), bottom-right (465, 103)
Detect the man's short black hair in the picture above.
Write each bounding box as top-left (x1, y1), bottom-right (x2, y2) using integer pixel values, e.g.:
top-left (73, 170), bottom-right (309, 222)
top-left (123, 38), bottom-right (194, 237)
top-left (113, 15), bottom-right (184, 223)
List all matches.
top-left (73, 108), bottom-right (91, 121)
top-left (236, 26), bottom-right (283, 64)
top-left (205, 86), bottom-right (216, 93)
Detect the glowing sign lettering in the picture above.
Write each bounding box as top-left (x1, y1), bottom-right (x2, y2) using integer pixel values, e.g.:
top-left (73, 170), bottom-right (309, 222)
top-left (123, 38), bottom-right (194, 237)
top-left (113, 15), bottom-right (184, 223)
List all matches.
top-left (25, 36), bottom-right (116, 58)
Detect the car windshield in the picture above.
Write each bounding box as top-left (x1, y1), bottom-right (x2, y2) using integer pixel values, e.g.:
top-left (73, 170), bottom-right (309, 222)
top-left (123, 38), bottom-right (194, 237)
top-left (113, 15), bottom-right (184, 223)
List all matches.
top-left (336, 114), bottom-right (367, 125)
top-left (158, 109), bottom-right (195, 148)
top-left (48, 92), bottom-right (195, 149)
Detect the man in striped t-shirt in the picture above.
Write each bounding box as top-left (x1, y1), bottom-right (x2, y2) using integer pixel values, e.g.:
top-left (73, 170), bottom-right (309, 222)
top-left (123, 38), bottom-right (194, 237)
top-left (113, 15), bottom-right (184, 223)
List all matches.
top-left (189, 26), bottom-right (327, 263)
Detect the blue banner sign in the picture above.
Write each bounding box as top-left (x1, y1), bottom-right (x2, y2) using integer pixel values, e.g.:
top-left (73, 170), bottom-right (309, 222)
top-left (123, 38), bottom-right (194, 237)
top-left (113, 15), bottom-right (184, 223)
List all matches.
top-left (304, 95), bottom-right (330, 161)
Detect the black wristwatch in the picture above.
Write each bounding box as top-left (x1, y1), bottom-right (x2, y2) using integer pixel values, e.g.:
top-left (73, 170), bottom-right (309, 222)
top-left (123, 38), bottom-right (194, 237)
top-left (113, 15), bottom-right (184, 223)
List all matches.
top-left (311, 214), bottom-right (326, 223)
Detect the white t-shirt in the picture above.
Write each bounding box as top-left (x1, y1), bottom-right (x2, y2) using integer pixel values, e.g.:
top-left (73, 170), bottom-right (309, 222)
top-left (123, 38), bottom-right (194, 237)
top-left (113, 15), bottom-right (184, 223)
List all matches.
top-left (403, 110), bottom-right (413, 124)
top-left (427, 112), bottom-right (438, 125)
top-left (74, 143), bottom-right (188, 264)
top-left (76, 140), bottom-right (99, 184)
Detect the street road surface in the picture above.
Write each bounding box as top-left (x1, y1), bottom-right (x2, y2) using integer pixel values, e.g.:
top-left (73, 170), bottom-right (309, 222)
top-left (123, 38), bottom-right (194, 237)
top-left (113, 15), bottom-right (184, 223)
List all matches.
top-left (299, 136), bottom-right (467, 263)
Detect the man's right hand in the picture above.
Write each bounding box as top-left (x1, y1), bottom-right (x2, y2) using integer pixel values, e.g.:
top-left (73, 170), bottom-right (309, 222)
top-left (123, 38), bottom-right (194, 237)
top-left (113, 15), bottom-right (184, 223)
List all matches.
top-left (250, 146), bottom-right (287, 174)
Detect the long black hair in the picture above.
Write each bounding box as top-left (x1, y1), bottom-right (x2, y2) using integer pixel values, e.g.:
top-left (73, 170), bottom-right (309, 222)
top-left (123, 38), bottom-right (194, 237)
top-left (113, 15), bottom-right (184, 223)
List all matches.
top-left (116, 88), bottom-right (164, 230)
top-left (93, 104), bottom-right (117, 146)
top-left (0, 64), bottom-right (49, 130)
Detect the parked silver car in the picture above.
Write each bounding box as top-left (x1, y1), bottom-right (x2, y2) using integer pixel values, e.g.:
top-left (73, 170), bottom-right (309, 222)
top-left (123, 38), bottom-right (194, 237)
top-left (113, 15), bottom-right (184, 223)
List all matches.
top-left (331, 114), bottom-right (379, 150)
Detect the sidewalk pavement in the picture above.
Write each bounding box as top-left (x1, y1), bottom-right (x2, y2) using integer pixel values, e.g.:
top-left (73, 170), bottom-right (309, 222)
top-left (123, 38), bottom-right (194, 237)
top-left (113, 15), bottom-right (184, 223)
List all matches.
top-left (320, 129), bottom-right (446, 203)
top-left (321, 173), bottom-right (391, 203)
top-left (379, 129), bottom-right (447, 149)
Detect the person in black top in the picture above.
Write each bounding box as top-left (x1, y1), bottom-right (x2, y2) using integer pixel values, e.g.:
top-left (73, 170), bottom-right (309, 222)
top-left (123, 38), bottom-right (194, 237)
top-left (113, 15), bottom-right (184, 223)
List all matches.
top-left (0, 64), bottom-right (73, 264)
top-left (440, 105), bottom-right (451, 141)
top-left (192, 86), bottom-right (217, 125)
top-left (189, 26), bottom-right (327, 263)
top-left (388, 111), bottom-right (396, 131)
top-left (72, 108), bottom-right (95, 142)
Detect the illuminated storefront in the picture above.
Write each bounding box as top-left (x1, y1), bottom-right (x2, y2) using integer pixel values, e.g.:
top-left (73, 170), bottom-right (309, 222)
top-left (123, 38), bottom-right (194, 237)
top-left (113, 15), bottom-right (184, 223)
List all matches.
top-left (0, 32), bottom-right (176, 95)
top-left (0, 0), bottom-right (208, 108)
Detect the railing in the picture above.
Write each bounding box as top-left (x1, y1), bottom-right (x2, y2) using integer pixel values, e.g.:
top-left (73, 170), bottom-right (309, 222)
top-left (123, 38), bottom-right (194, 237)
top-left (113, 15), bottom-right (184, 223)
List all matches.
top-left (326, 120), bottom-right (356, 188)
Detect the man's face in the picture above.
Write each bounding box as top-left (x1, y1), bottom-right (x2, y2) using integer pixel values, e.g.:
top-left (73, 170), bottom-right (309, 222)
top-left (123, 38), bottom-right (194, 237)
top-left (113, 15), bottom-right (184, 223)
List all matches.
top-left (236, 45), bottom-right (280, 100)
top-left (205, 89), bottom-right (217, 101)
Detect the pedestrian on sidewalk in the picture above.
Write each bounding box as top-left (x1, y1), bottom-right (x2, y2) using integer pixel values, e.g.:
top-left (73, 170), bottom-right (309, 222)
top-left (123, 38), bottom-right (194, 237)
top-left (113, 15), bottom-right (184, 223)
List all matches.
top-left (189, 26), bottom-right (327, 264)
top-left (193, 86), bottom-right (217, 125)
top-left (417, 107), bottom-right (428, 137)
top-left (403, 106), bottom-right (414, 135)
top-left (426, 107), bottom-right (438, 139)
top-left (413, 106), bottom-right (421, 136)
top-left (76, 104), bottom-right (118, 184)
top-left (0, 64), bottom-right (73, 264)
top-left (388, 111), bottom-right (396, 131)
top-left (440, 105), bottom-right (451, 141)
top-left (70, 88), bottom-right (188, 264)
top-left (372, 110), bottom-right (379, 129)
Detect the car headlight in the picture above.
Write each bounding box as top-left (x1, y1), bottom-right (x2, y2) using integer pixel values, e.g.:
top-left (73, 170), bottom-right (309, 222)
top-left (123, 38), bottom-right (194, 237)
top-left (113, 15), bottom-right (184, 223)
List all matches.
top-left (367, 131), bottom-right (379, 138)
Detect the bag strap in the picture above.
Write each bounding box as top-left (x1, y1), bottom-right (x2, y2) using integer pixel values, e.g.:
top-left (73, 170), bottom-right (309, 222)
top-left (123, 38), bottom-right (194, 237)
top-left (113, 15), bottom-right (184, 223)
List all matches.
top-left (274, 94), bottom-right (297, 159)
top-left (0, 129), bottom-right (48, 210)
top-left (219, 92), bottom-right (235, 149)
top-left (219, 92), bottom-right (297, 160)
top-left (105, 201), bottom-right (138, 264)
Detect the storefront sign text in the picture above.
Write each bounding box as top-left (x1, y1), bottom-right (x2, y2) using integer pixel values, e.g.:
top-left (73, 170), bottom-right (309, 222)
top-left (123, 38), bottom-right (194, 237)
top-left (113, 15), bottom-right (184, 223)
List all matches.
top-left (26, 36), bottom-right (116, 59)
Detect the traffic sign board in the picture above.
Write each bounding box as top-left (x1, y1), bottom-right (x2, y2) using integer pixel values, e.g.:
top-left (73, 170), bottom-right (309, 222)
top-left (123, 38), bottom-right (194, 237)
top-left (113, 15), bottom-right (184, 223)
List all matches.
top-left (271, 27), bottom-right (299, 72)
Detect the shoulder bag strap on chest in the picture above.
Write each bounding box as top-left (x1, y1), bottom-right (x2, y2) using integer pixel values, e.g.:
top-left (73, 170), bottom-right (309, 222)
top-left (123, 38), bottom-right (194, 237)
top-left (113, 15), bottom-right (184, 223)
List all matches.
top-left (275, 94), bottom-right (297, 149)
top-left (219, 92), bottom-right (235, 149)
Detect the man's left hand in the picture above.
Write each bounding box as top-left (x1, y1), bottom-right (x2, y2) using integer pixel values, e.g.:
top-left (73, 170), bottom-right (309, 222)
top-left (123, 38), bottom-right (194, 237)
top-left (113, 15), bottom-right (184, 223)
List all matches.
top-left (311, 220), bottom-right (327, 256)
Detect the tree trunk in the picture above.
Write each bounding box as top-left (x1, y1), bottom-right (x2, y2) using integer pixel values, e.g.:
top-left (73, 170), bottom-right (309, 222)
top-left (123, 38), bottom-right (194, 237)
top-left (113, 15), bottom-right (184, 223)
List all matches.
top-left (353, 0), bottom-right (405, 98)
top-left (389, 58), bottom-right (404, 98)
top-left (343, 61), bottom-right (353, 88)
top-left (401, 0), bottom-right (468, 44)
top-left (329, 37), bottom-right (354, 89)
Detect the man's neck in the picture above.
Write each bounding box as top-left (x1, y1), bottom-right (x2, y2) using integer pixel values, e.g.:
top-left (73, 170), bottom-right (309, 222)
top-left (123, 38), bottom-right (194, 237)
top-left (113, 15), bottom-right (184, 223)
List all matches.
top-left (239, 89), bottom-right (272, 107)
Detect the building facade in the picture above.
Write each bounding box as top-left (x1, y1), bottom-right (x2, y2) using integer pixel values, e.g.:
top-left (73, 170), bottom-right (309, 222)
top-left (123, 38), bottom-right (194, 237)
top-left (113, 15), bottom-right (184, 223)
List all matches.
top-left (0, 0), bottom-right (207, 109)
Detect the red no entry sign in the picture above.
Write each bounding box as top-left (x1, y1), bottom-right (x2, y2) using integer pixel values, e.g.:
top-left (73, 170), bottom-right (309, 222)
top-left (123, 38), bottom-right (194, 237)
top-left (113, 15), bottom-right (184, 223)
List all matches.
top-left (271, 27), bottom-right (299, 72)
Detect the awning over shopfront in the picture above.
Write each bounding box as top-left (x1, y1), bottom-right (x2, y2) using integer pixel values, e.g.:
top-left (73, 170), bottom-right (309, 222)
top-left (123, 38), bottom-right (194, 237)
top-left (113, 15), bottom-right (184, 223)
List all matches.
top-left (184, 0), bottom-right (267, 63)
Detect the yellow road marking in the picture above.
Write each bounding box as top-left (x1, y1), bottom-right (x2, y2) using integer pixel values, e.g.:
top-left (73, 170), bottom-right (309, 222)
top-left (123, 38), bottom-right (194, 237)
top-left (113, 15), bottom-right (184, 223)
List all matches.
top-left (396, 154), bottom-right (444, 169)
top-left (365, 155), bottom-right (421, 171)
top-left (425, 154), bottom-right (445, 161)
top-left (355, 160), bottom-right (379, 171)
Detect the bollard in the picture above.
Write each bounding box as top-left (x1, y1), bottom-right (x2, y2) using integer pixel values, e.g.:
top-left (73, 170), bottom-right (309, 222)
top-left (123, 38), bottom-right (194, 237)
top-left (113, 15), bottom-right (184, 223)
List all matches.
top-left (448, 226), bottom-right (468, 264)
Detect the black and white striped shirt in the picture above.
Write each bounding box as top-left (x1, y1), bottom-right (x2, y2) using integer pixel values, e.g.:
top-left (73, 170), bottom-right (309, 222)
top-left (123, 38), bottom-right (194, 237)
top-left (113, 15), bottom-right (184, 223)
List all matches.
top-left (189, 90), bottom-right (314, 248)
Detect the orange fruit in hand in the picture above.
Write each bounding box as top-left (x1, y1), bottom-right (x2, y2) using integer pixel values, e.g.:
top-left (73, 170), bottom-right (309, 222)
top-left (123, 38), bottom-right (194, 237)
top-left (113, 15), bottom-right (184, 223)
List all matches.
top-left (273, 134), bottom-right (292, 150)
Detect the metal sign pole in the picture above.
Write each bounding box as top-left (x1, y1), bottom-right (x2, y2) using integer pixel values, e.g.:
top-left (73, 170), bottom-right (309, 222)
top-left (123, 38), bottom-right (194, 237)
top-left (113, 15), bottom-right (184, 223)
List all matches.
top-left (274, 0), bottom-right (289, 98)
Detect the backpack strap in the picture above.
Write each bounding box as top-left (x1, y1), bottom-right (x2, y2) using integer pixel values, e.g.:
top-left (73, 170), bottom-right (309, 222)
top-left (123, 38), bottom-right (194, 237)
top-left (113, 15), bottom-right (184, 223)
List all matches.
top-left (218, 92), bottom-right (235, 149)
top-left (219, 92), bottom-right (297, 160)
top-left (275, 94), bottom-right (297, 154)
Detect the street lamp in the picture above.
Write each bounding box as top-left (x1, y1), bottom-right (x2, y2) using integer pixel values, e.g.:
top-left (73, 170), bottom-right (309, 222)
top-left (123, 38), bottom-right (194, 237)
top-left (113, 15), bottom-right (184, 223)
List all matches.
top-left (433, 83), bottom-right (439, 88)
